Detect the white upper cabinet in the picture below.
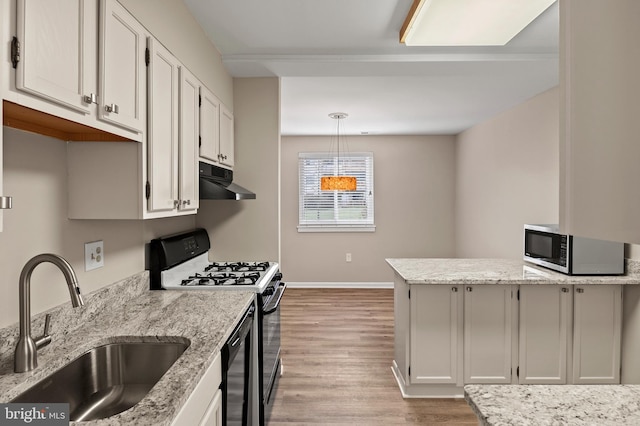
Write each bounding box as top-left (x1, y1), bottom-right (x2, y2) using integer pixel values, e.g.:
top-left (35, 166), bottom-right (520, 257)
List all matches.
top-left (147, 37), bottom-right (179, 213)
top-left (15, 0), bottom-right (95, 114)
top-left (219, 103), bottom-right (234, 167)
top-left (4, 0), bottom-right (140, 141)
top-left (99, 0), bottom-right (146, 134)
top-left (560, 0), bottom-right (640, 243)
top-left (178, 66), bottom-right (199, 213)
top-left (199, 85), bottom-right (220, 164)
top-left (199, 85), bottom-right (234, 169)
top-left (146, 36), bottom-right (198, 216)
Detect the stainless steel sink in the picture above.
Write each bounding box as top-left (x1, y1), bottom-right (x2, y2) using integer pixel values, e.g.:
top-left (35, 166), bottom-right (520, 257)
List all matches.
top-left (11, 340), bottom-right (190, 421)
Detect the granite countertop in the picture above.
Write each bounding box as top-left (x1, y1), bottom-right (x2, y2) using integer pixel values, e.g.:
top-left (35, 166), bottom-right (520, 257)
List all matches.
top-left (385, 258), bottom-right (640, 285)
top-left (0, 271), bottom-right (254, 425)
top-left (465, 384), bottom-right (640, 425)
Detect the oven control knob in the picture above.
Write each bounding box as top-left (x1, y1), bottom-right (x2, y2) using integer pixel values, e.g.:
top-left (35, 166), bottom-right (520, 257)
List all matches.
top-left (275, 272), bottom-right (283, 281)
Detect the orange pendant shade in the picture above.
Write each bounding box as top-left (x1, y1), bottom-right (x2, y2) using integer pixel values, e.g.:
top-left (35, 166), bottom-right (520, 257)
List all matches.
top-left (321, 176), bottom-right (357, 191)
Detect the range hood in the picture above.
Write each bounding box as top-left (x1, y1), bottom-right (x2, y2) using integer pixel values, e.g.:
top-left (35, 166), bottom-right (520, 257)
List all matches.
top-left (199, 162), bottom-right (256, 200)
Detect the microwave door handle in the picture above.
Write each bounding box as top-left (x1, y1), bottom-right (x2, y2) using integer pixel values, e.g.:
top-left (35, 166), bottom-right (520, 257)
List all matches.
top-left (263, 282), bottom-right (286, 315)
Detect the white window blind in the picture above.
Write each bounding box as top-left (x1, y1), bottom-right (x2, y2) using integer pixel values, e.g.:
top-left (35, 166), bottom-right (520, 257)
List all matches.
top-left (298, 152), bottom-right (375, 232)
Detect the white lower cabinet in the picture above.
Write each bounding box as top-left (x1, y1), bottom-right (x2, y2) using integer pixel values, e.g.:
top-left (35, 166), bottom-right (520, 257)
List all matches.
top-left (172, 352), bottom-right (222, 426)
top-left (519, 285), bottom-right (571, 384)
top-left (409, 285), bottom-right (462, 385)
top-left (394, 281), bottom-right (623, 396)
top-left (463, 285), bottom-right (513, 384)
top-left (572, 285), bottom-right (622, 384)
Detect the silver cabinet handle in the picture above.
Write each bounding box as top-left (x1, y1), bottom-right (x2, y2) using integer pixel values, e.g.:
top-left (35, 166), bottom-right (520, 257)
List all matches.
top-left (0, 196), bottom-right (12, 209)
top-left (182, 200), bottom-right (191, 206)
top-left (105, 103), bottom-right (119, 114)
top-left (451, 287), bottom-right (458, 292)
top-left (561, 287), bottom-right (569, 293)
top-left (173, 200), bottom-right (180, 208)
top-left (83, 93), bottom-right (98, 104)
top-left (576, 288), bottom-right (584, 293)
top-left (466, 287), bottom-right (472, 292)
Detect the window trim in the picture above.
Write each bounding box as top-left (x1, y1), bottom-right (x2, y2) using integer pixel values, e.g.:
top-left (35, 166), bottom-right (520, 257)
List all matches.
top-left (298, 151), bottom-right (375, 233)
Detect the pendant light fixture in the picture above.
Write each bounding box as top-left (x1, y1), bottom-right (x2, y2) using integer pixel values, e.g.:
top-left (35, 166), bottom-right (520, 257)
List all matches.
top-left (321, 112), bottom-right (357, 191)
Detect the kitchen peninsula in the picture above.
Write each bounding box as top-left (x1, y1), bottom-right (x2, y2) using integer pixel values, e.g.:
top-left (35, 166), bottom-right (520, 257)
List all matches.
top-left (386, 258), bottom-right (640, 399)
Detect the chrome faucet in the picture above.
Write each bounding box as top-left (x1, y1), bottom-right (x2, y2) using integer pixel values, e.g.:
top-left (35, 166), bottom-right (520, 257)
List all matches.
top-left (14, 254), bottom-right (84, 373)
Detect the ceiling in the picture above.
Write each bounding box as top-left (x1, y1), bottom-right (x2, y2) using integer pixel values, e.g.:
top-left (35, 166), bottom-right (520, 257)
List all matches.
top-left (182, 0), bottom-right (559, 136)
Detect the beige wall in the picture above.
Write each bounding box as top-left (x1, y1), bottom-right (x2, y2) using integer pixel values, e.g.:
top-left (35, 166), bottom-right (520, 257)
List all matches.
top-left (281, 135), bottom-right (456, 283)
top-left (455, 87), bottom-right (560, 259)
top-left (196, 78), bottom-right (281, 261)
top-left (0, 2), bottom-right (231, 328)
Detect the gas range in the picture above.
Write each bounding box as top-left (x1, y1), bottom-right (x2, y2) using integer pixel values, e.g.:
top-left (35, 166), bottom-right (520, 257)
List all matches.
top-left (156, 252), bottom-right (279, 292)
top-left (148, 229), bottom-right (279, 293)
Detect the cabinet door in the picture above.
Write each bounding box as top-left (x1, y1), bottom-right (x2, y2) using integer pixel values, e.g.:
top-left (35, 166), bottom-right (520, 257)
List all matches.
top-left (519, 285), bottom-right (570, 384)
top-left (199, 86), bottom-right (220, 163)
top-left (99, 0), bottom-right (146, 133)
top-left (178, 66), bottom-right (199, 212)
top-left (573, 285), bottom-right (622, 384)
top-left (410, 285), bottom-right (462, 385)
top-left (199, 389), bottom-right (222, 426)
top-left (219, 104), bottom-right (234, 167)
top-left (16, 0), bottom-right (95, 113)
top-left (463, 285), bottom-right (512, 384)
top-left (147, 37), bottom-right (179, 213)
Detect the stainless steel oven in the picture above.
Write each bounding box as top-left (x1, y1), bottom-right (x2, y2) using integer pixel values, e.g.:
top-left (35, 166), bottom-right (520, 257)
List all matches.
top-left (258, 277), bottom-right (286, 425)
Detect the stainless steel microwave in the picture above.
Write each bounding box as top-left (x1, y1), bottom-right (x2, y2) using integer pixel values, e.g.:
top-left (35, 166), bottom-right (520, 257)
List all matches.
top-left (523, 224), bottom-right (624, 275)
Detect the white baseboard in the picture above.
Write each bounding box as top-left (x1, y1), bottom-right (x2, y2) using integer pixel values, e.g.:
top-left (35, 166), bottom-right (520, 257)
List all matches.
top-left (285, 282), bottom-right (393, 289)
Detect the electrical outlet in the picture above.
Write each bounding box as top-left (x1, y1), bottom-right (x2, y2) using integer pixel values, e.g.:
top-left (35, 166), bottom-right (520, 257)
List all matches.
top-left (85, 240), bottom-right (104, 271)
top-left (346, 253), bottom-right (352, 262)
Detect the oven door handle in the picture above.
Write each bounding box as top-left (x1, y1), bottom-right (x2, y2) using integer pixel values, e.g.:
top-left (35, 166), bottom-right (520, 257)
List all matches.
top-left (263, 282), bottom-right (286, 315)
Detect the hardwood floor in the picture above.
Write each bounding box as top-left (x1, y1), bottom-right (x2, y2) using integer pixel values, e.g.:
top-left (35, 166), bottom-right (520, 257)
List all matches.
top-left (269, 288), bottom-right (478, 425)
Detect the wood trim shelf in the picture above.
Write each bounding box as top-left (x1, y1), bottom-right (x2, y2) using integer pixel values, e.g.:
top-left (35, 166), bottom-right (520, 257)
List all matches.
top-left (2, 100), bottom-right (132, 142)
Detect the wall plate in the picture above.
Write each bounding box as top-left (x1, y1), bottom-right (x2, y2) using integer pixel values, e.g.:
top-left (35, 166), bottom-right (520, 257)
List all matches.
top-left (85, 240), bottom-right (104, 271)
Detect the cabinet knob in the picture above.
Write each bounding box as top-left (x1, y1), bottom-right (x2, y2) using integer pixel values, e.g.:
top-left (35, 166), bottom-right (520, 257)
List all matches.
top-left (561, 287), bottom-right (569, 293)
top-left (105, 103), bottom-right (119, 114)
top-left (182, 200), bottom-right (191, 206)
top-left (451, 287), bottom-right (458, 292)
top-left (173, 200), bottom-right (180, 208)
top-left (466, 287), bottom-right (472, 292)
top-left (83, 93), bottom-right (98, 105)
top-left (576, 288), bottom-right (584, 293)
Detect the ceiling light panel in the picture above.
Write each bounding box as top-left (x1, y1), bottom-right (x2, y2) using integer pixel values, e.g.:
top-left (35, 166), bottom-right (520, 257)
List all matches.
top-left (401, 0), bottom-right (556, 46)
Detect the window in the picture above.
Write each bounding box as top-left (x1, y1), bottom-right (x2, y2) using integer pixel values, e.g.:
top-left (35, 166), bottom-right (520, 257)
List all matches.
top-left (298, 152), bottom-right (375, 232)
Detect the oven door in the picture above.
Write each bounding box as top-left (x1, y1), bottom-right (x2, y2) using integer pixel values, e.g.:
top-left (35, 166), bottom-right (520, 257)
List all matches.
top-left (260, 281), bottom-right (286, 425)
top-left (222, 306), bottom-right (253, 426)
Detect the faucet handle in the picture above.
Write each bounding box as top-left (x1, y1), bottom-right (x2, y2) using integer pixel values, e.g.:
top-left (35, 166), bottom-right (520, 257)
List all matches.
top-left (35, 314), bottom-right (52, 350)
